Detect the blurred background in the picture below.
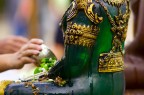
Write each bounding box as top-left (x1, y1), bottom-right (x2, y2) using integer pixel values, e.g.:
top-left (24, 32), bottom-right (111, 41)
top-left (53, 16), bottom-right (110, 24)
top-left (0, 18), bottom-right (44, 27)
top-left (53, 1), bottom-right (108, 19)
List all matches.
top-left (0, 0), bottom-right (144, 94)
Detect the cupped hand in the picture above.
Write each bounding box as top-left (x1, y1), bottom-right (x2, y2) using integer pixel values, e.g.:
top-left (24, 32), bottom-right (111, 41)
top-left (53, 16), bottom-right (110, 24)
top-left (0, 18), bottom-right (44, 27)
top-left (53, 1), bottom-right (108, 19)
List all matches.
top-left (9, 39), bottom-right (43, 69)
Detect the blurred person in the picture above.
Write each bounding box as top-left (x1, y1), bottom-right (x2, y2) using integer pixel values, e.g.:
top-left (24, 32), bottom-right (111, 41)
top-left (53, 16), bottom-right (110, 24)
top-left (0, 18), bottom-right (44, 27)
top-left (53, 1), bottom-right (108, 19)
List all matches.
top-left (41, 0), bottom-right (70, 44)
top-left (0, 36), bottom-right (28, 54)
top-left (45, 1), bottom-right (70, 59)
top-left (124, 0), bottom-right (144, 89)
top-left (0, 39), bottom-right (43, 72)
top-left (6, 0), bottom-right (33, 37)
top-left (126, 0), bottom-right (144, 56)
top-left (52, 25), bottom-right (64, 60)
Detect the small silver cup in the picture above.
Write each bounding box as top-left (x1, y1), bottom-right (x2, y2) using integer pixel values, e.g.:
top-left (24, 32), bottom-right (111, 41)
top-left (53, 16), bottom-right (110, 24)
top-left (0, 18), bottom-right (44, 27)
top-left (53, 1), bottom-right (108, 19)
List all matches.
top-left (33, 44), bottom-right (57, 64)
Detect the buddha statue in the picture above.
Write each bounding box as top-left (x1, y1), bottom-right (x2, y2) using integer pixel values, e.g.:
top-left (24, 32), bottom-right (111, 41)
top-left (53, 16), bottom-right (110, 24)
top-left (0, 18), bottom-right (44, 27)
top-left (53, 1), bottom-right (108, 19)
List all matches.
top-left (4, 0), bottom-right (130, 95)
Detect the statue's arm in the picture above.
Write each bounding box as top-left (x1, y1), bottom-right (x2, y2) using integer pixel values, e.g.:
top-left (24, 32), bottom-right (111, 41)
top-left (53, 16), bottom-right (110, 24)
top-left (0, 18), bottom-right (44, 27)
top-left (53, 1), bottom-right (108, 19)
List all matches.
top-left (48, 58), bottom-right (65, 79)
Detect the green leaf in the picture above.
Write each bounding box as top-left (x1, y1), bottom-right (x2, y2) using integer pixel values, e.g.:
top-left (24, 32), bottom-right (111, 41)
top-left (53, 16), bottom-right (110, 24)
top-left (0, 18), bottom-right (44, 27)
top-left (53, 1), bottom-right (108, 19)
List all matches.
top-left (34, 67), bottom-right (43, 74)
top-left (33, 57), bottom-right (57, 75)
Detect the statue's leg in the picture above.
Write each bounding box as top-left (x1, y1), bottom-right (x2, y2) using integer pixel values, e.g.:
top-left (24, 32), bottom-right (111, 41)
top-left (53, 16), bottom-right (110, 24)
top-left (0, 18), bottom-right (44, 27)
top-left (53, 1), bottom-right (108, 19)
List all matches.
top-left (92, 72), bottom-right (125, 95)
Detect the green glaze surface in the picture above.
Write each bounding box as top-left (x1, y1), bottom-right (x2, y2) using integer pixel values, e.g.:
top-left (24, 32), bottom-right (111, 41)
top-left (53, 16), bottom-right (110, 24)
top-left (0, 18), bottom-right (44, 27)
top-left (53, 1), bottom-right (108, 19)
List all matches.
top-left (48, 0), bottom-right (129, 94)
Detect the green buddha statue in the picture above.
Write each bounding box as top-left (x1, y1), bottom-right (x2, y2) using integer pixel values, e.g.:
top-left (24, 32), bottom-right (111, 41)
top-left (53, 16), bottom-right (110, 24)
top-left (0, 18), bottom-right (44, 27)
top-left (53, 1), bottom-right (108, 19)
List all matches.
top-left (4, 0), bottom-right (130, 95)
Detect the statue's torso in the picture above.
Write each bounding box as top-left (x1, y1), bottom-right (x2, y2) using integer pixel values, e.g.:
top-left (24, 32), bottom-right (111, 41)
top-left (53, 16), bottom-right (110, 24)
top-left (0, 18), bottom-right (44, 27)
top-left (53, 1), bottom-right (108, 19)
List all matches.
top-left (60, 0), bottom-right (130, 94)
top-left (61, 0), bottom-right (130, 76)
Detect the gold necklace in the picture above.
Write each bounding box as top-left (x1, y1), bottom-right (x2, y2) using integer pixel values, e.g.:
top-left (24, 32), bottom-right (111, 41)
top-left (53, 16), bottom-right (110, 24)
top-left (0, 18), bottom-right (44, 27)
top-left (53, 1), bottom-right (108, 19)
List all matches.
top-left (67, 0), bottom-right (103, 24)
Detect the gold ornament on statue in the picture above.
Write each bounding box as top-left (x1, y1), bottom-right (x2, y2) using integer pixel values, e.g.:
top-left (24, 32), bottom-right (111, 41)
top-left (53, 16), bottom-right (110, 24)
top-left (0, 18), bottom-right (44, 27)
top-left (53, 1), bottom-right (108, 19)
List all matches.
top-left (64, 22), bottom-right (100, 47)
top-left (104, 0), bottom-right (126, 6)
top-left (67, 0), bottom-right (103, 24)
top-left (0, 80), bottom-right (13, 95)
top-left (96, 0), bottom-right (130, 72)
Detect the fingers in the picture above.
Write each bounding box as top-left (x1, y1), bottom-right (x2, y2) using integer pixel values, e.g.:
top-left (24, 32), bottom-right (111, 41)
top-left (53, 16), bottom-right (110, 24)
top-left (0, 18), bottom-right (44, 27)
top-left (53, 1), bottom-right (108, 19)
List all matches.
top-left (12, 36), bottom-right (29, 44)
top-left (8, 38), bottom-right (44, 69)
top-left (21, 50), bottom-right (40, 57)
top-left (3, 36), bottom-right (29, 53)
top-left (27, 43), bottom-right (42, 50)
top-left (20, 57), bottom-right (36, 63)
top-left (9, 36), bottom-right (29, 47)
top-left (11, 36), bottom-right (29, 49)
top-left (30, 39), bottom-right (43, 45)
top-left (7, 45), bottom-right (21, 53)
top-left (17, 39), bottom-right (44, 64)
top-left (21, 43), bottom-right (42, 51)
top-left (20, 39), bottom-right (43, 52)
top-left (11, 43), bottom-right (26, 51)
top-left (18, 38), bottom-right (43, 58)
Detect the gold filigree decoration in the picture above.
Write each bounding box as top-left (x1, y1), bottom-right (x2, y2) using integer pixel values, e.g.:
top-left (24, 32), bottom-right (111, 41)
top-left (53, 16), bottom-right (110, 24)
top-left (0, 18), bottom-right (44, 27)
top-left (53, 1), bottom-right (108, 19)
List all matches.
top-left (24, 82), bottom-right (40, 95)
top-left (64, 22), bottom-right (99, 47)
top-left (67, 0), bottom-right (103, 24)
top-left (99, 52), bottom-right (124, 72)
top-left (96, 0), bottom-right (130, 72)
top-left (67, 2), bottom-right (78, 21)
top-left (97, 0), bottom-right (130, 52)
top-left (104, 0), bottom-right (126, 6)
top-left (54, 76), bottom-right (66, 86)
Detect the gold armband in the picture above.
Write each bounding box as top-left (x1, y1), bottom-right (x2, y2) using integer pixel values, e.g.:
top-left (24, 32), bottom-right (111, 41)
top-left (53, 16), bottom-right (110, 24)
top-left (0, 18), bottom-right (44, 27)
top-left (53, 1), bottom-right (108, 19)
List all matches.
top-left (99, 52), bottom-right (124, 72)
top-left (64, 22), bottom-right (99, 47)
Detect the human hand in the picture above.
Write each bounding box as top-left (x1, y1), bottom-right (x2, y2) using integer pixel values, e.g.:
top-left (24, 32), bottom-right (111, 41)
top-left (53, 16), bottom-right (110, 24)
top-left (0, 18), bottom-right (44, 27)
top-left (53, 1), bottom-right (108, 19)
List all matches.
top-left (0, 36), bottom-right (29, 54)
top-left (9, 39), bottom-right (43, 69)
